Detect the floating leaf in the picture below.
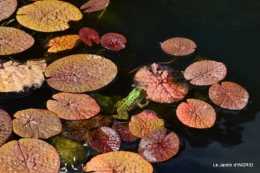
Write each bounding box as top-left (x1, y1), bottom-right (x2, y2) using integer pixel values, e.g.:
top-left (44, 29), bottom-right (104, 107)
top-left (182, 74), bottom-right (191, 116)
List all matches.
top-left (176, 99), bottom-right (216, 128)
top-left (138, 129), bottom-right (180, 163)
top-left (134, 63), bottom-right (189, 103)
top-left (100, 32), bottom-right (127, 51)
top-left (83, 151), bottom-right (153, 173)
top-left (16, 0), bottom-right (82, 32)
top-left (0, 59), bottom-right (46, 92)
top-left (209, 81), bottom-right (249, 110)
top-left (80, 0), bottom-right (109, 13)
top-left (0, 0), bottom-right (17, 22)
top-left (129, 109), bottom-right (164, 138)
top-left (0, 138), bottom-right (60, 173)
top-left (12, 109), bottom-right (62, 138)
top-left (79, 27), bottom-right (100, 46)
top-left (45, 35), bottom-right (80, 53)
top-left (183, 60), bottom-right (227, 86)
top-left (112, 121), bottom-right (138, 142)
top-left (160, 37), bottom-right (197, 56)
top-left (45, 54), bottom-right (117, 92)
top-left (0, 109), bottom-right (12, 147)
top-left (0, 27), bottom-right (34, 55)
top-left (47, 92), bottom-right (100, 120)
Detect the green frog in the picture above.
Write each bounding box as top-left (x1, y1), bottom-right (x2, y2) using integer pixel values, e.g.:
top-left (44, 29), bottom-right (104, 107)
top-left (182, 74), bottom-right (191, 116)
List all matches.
top-left (113, 88), bottom-right (149, 120)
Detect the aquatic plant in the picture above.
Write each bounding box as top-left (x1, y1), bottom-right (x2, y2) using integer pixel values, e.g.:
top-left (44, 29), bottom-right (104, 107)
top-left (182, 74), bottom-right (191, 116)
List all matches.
top-left (79, 27), bottom-right (100, 46)
top-left (80, 0), bottom-right (110, 13)
top-left (0, 0), bottom-right (17, 22)
top-left (100, 32), bottom-right (127, 51)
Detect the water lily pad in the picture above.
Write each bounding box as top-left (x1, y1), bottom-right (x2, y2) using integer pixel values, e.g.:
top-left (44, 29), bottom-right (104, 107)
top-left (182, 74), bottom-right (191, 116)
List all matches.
top-left (0, 27), bottom-right (34, 55)
top-left (0, 109), bottom-right (12, 147)
top-left (134, 63), bottom-right (189, 103)
top-left (100, 32), bottom-right (127, 51)
top-left (45, 54), bottom-right (117, 92)
top-left (47, 92), bottom-right (100, 120)
top-left (80, 0), bottom-right (110, 13)
top-left (79, 27), bottom-right (100, 46)
top-left (209, 81), bottom-right (249, 110)
top-left (183, 60), bottom-right (227, 86)
top-left (0, 138), bottom-right (60, 173)
top-left (83, 151), bottom-right (153, 173)
top-left (176, 99), bottom-right (216, 128)
top-left (45, 35), bottom-right (80, 53)
top-left (16, 0), bottom-right (82, 32)
top-left (129, 109), bottom-right (165, 138)
top-left (138, 129), bottom-right (180, 163)
top-left (160, 37), bottom-right (197, 56)
top-left (13, 109), bottom-right (62, 138)
top-left (0, 0), bottom-right (17, 22)
top-left (112, 121), bottom-right (138, 142)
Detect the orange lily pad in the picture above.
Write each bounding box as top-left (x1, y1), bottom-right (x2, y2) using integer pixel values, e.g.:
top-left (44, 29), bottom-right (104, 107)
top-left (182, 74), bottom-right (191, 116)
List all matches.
top-left (112, 121), bottom-right (138, 142)
top-left (183, 60), bottom-right (227, 86)
top-left (0, 138), bottom-right (60, 173)
top-left (47, 92), bottom-right (100, 120)
top-left (83, 151), bottom-right (153, 173)
top-left (80, 0), bottom-right (110, 13)
top-left (129, 109), bottom-right (165, 138)
top-left (45, 54), bottom-right (117, 93)
top-left (79, 27), bottom-right (100, 46)
top-left (0, 0), bottom-right (17, 22)
top-left (45, 35), bottom-right (80, 53)
top-left (176, 99), bottom-right (216, 128)
top-left (209, 81), bottom-right (249, 110)
top-left (0, 109), bottom-right (12, 147)
top-left (12, 109), bottom-right (62, 138)
top-left (16, 0), bottom-right (82, 32)
top-left (138, 128), bottom-right (180, 163)
top-left (0, 27), bottom-right (34, 55)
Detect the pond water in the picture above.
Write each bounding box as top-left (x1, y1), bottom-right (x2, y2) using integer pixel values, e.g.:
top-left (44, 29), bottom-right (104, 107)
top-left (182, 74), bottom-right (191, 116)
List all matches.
top-left (1, 0), bottom-right (260, 173)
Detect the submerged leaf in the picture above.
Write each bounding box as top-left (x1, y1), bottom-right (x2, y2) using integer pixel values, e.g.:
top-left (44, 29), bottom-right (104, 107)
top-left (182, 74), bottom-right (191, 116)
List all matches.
top-left (100, 32), bottom-right (127, 51)
top-left (0, 109), bottom-right (12, 147)
top-left (209, 81), bottom-right (249, 110)
top-left (79, 27), bottom-right (100, 46)
top-left (80, 0), bottom-right (109, 13)
top-left (83, 151), bottom-right (153, 173)
top-left (0, 0), bottom-right (17, 22)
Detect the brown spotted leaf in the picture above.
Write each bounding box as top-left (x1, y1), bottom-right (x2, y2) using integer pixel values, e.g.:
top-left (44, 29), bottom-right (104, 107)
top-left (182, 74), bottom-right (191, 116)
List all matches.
top-left (80, 0), bottom-right (109, 13)
top-left (0, 27), bottom-right (34, 55)
top-left (209, 81), bottom-right (249, 110)
top-left (138, 129), bottom-right (180, 163)
top-left (45, 54), bottom-right (117, 93)
top-left (16, 1), bottom-right (82, 32)
top-left (83, 151), bottom-right (153, 173)
top-left (160, 37), bottom-right (197, 56)
top-left (47, 92), bottom-right (100, 120)
top-left (184, 60), bottom-right (227, 86)
top-left (134, 63), bottom-right (189, 103)
top-left (112, 121), bottom-right (138, 142)
top-left (12, 109), bottom-right (62, 138)
top-left (176, 99), bottom-right (216, 128)
top-left (0, 109), bottom-right (12, 147)
top-left (129, 109), bottom-right (164, 138)
top-left (100, 32), bottom-right (127, 51)
top-left (79, 27), bottom-right (100, 46)
top-left (46, 35), bottom-right (80, 53)
top-left (0, 138), bottom-right (60, 173)
top-left (0, 0), bottom-right (17, 22)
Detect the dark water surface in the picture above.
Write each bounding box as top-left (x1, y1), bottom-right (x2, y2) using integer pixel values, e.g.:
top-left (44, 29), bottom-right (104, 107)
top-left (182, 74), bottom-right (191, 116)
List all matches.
top-left (1, 0), bottom-right (260, 173)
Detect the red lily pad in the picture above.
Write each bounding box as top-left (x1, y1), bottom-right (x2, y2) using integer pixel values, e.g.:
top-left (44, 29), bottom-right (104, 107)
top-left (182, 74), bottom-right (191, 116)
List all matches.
top-left (138, 128), bottom-right (180, 163)
top-left (100, 32), bottom-right (127, 51)
top-left (0, 0), bottom-right (17, 22)
top-left (129, 109), bottom-right (164, 138)
top-left (0, 138), bottom-right (60, 173)
top-left (183, 60), bottom-right (227, 86)
top-left (176, 99), bottom-right (216, 128)
top-left (209, 81), bottom-right (249, 110)
top-left (47, 92), bottom-right (100, 120)
top-left (160, 37), bottom-right (197, 56)
top-left (134, 63), bottom-right (189, 103)
top-left (45, 54), bottom-right (117, 93)
top-left (79, 27), bottom-right (100, 46)
top-left (0, 109), bottom-right (12, 147)
top-left (112, 121), bottom-right (138, 142)
top-left (12, 109), bottom-right (62, 138)
top-left (80, 0), bottom-right (109, 13)
top-left (88, 126), bottom-right (121, 153)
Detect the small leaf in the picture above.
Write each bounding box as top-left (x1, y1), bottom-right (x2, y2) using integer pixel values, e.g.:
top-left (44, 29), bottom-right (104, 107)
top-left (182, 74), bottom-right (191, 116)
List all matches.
top-left (184, 60), bottom-right (227, 86)
top-left (138, 129), bottom-right (180, 163)
top-left (0, 0), bottom-right (17, 22)
top-left (80, 0), bottom-right (110, 13)
top-left (83, 151), bottom-right (153, 173)
top-left (13, 109), bottom-right (62, 138)
top-left (129, 109), bottom-right (164, 138)
top-left (79, 27), bottom-right (100, 46)
top-left (100, 32), bottom-right (127, 51)
top-left (160, 37), bottom-right (197, 56)
top-left (0, 109), bottom-right (12, 147)
top-left (209, 81), bottom-right (249, 110)
top-left (176, 99), bottom-right (216, 128)
top-left (112, 121), bottom-right (138, 142)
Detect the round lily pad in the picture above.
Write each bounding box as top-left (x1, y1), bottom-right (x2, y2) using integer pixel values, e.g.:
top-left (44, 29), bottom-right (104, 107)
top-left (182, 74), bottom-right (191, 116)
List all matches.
top-left (100, 32), bottom-right (127, 51)
top-left (79, 27), bottom-right (100, 46)
top-left (0, 109), bottom-right (12, 147)
top-left (45, 54), bottom-right (117, 93)
top-left (0, 0), bottom-right (17, 22)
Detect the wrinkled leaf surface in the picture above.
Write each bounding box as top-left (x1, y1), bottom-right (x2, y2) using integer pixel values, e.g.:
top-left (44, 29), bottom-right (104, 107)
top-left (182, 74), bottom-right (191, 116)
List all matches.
top-left (80, 0), bottom-right (109, 13)
top-left (0, 109), bottom-right (12, 146)
top-left (79, 27), bottom-right (100, 46)
top-left (0, 0), bottom-right (17, 22)
top-left (112, 121), bottom-right (138, 142)
top-left (46, 35), bottom-right (80, 53)
top-left (100, 32), bottom-right (127, 51)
